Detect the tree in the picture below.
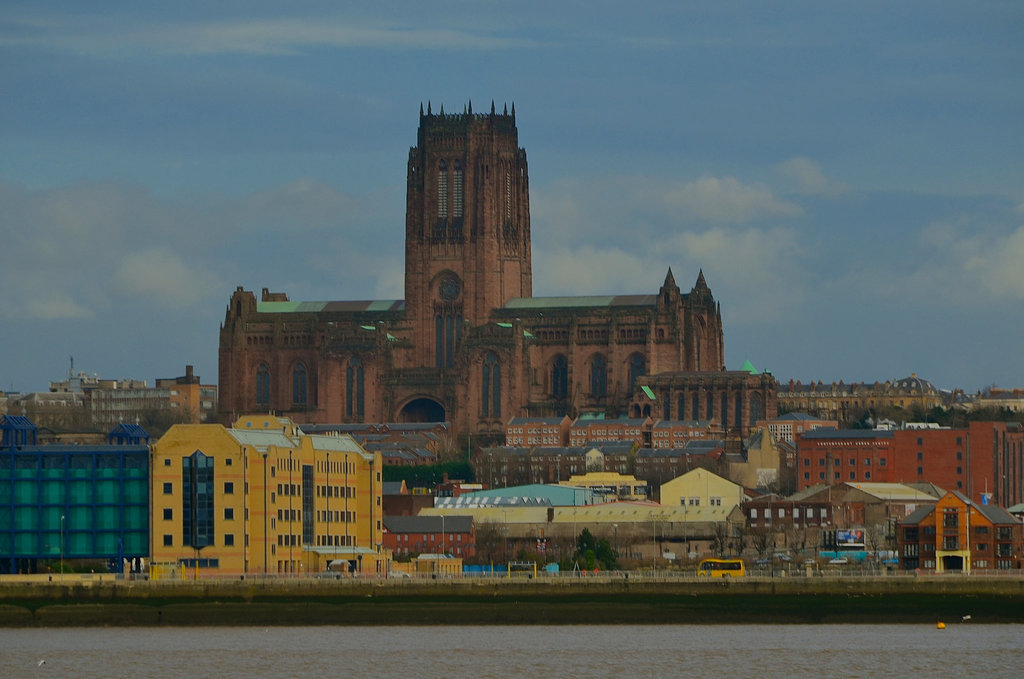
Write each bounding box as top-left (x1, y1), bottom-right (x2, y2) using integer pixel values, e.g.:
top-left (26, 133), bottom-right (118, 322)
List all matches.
top-left (751, 525), bottom-right (774, 560)
top-left (711, 522), bottom-right (729, 557)
top-left (566, 528), bottom-right (618, 571)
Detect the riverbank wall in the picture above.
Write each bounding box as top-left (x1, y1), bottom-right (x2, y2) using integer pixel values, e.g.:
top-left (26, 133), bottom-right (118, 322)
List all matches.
top-left (2, 576), bottom-right (1023, 626)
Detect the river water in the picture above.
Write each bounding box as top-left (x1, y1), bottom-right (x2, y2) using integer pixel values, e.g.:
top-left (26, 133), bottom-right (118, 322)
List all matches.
top-left (2, 624), bottom-right (1020, 678)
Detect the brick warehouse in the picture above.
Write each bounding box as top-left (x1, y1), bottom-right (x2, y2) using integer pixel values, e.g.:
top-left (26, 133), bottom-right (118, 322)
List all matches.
top-left (218, 103), bottom-right (777, 438)
top-left (796, 422), bottom-right (1024, 506)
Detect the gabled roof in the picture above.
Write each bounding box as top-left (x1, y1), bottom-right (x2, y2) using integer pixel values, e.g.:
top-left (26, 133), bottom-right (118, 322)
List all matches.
top-left (774, 412), bottom-right (822, 422)
top-left (800, 429), bottom-right (894, 440)
top-left (383, 515), bottom-right (473, 534)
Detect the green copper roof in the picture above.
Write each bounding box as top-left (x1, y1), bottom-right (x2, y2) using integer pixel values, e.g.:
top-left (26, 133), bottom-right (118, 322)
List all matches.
top-left (640, 385), bottom-right (657, 400)
top-left (503, 294), bottom-right (657, 310)
top-left (741, 359), bottom-right (758, 374)
top-left (256, 299), bottom-right (404, 313)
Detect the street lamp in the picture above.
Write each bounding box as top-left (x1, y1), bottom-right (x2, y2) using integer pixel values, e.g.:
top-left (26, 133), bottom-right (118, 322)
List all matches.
top-left (262, 451), bottom-right (269, 575)
top-left (60, 514), bottom-right (65, 583)
top-left (288, 450), bottom-right (293, 576)
top-left (612, 523), bottom-right (618, 557)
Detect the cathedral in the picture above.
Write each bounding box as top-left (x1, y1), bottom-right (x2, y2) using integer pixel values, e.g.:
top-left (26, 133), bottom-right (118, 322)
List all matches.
top-left (218, 103), bottom-right (776, 437)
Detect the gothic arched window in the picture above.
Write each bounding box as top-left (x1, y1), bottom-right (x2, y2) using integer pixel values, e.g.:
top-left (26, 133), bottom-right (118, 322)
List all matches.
top-left (735, 392), bottom-right (744, 432)
top-left (481, 353), bottom-right (501, 418)
top-left (346, 357), bottom-right (364, 419)
top-left (628, 354), bottom-right (646, 391)
top-left (437, 160), bottom-right (449, 218)
top-left (292, 363), bottom-right (307, 406)
top-left (590, 355), bottom-right (607, 398)
top-left (706, 391), bottom-right (715, 420)
top-left (678, 394), bottom-right (686, 421)
top-left (256, 364), bottom-right (270, 407)
top-left (749, 393), bottom-right (763, 424)
top-left (692, 391), bottom-right (700, 420)
top-left (453, 159), bottom-right (464, 219)
top-left (551, 355), bottom-right (568, 399)
top-left (721, 393), bottom-right (729, 430)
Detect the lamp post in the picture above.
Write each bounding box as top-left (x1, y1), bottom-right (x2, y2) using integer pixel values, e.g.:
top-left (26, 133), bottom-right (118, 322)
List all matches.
top-left (288, 450), bottom-right (293, 576)
top-left (612, 523), bottom-right (618, 557)
top-left (60, 514), bottom-right (65, 583)
top-left (262, 451), bottom-right (268, 575)
top-left (440, 514), bottom-right (446, 557)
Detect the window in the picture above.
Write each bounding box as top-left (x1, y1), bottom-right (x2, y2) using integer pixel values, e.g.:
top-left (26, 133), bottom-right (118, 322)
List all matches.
top-left (628, 354), bottom-right (646, 391)
top-left (224, 482), bottom-right (234, 494)
top-left (917, 466), bottom-right (923, 476)
top-left (183, 450), bottom-right (215, 550)
top-left (917, 451), bottom-right (923, 460)
top-left (163, 534), bottom-right (173, 547)
top-left (880, 458), bottom-right (887, 467)
top-left (224, 534), bottom-right (235, 547)
top-left (346, 357), bottom-right (364, 418)
top-left (256, 363), bottom-right (271, 406)
top-left (292, 363), bottom-right (307, 406)
top-left (437, 160), bottom-right (448, 218)
top-left (590, 355), bottom-right (607, 398)
top-left (482, 352), bottom-right (501, 418)
top-left (163, 508), bottom-right (173, 520)
top-left (551, 355), bottom-right (568, 399)
top-left (163, 458), bottom-right (171, 467)
top-left (163, 482), bottom-right (173, 495)
top-left (224, 507), bottom-right (234, 520)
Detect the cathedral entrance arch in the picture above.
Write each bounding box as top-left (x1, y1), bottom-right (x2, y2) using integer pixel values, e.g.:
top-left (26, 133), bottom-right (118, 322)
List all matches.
top-left (398, 397), bottom-right (446, 423)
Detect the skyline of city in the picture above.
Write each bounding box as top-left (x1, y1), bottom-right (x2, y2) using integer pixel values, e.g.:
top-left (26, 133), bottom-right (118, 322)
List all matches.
top-left (2, 3), bottom-right (1022, 394)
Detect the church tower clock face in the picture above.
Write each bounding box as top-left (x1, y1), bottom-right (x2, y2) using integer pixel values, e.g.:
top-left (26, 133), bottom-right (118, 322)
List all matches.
top-left (440, 275), bottom-right (461, 302)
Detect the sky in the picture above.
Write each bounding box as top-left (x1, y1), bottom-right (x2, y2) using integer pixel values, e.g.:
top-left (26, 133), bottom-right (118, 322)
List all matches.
top-left (1, 2), bottom-right (1022, 395)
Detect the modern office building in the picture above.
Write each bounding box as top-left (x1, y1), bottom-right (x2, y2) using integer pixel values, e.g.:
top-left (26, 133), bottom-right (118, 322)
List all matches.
top-left (0, 416), bottom-right (150, 574)
top-left (150, 414), bottom-right (386, 578)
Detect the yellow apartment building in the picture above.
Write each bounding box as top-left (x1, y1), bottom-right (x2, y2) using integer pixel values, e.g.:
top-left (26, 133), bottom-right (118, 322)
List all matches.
top-left (659, 467), bottom-right (748, 512)
top-left (150, 415), bottom-right (386, 578)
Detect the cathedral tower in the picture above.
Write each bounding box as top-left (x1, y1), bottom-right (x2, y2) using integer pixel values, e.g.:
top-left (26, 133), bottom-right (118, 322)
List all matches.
top-left (404, 102), bottom-right (532, 369)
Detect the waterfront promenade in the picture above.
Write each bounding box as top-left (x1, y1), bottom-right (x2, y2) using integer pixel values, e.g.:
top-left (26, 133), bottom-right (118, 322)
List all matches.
top-left (2, 573), bottom-right (1023, 626)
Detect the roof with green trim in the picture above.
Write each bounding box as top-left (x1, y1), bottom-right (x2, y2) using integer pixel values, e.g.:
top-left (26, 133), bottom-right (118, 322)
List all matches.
top-left (502, 294), bottom-right (658, 310)
top-left (257, 300), bottom-right (404, 313)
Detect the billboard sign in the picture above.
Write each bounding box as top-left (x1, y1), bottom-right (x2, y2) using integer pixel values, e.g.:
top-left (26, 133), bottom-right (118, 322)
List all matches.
top-left (836, 529), bottom-right (865, 547)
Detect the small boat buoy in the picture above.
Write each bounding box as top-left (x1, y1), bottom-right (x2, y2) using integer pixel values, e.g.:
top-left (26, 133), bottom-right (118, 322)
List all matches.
top-left (936, 621), bottom-right (946, 629)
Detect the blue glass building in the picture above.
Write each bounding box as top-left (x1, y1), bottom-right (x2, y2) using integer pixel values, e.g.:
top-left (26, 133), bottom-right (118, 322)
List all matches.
top-left (0, 417), bottom-right (150, 574)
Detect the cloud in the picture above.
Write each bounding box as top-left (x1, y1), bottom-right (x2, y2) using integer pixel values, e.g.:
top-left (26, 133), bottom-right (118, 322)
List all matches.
top-left (2, 15), bottom-right (526, 57)
top-left (662, 175), bottom-right (801, 223)
top-left (113, 248), bottom-right (222, 309)
top-left (964, 226), bottom-right (1024, 300)
top-left (0, 177), bottom-right (374, 322)
top-left (774, 156), bottom-right (850, 196)
top-left (25, 293), bottom-right (94, 321)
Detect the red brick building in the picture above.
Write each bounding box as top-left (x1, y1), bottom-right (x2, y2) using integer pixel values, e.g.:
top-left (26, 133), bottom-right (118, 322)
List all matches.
top-left (797, 422), bottom-right (1024, 506)
top-left (764, 412), bottom-right (837, 444)
top-left (382, 515), bottom-right (476, 559)
top-left (505, 416), bottom-right (571, 447)
top-left (218, 104), bottom-right (775, 437)
top-left (898, 491), bottom-right (1022, 573)
top-left (650, 419), bottom-right (715, 448)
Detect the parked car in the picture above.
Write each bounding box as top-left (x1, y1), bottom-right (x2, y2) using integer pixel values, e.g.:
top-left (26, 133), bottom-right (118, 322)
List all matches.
top-left (828, 557), bottom-right (849, 565)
